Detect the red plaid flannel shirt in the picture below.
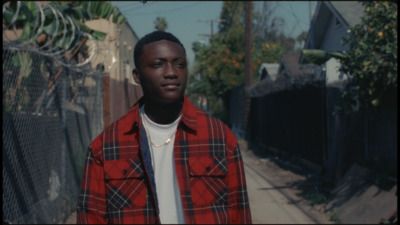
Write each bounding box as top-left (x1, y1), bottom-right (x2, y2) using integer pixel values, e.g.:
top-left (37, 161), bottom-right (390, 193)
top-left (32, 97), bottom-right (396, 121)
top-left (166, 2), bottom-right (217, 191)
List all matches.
top-left (77, 96), bottom-right (252, 224)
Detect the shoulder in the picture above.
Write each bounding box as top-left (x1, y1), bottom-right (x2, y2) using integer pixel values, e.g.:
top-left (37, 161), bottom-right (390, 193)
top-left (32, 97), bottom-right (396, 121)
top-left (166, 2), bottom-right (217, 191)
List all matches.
top-left (90, 104), bottom-right (140, 161)
top-left (194, 108), bottom-right (238, 150)
top-left (183, 97), bottom-right (232, 135)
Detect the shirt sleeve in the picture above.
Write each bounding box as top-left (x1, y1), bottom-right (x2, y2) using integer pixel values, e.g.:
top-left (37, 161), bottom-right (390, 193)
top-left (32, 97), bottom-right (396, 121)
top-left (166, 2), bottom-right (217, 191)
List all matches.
top-left (77, 145), bottom-right (108, 224)
top-left (227, 141), bottom-right (252, 224)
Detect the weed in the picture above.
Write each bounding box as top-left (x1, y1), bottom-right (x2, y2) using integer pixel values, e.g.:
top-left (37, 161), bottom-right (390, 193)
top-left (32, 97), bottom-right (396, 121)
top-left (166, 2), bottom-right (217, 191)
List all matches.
top-left (304, 186), bottom-right (332, 206)
top-left (366, 170), bottom-right (397, 191)
top-left (328, 211), bottom-right (341, 224)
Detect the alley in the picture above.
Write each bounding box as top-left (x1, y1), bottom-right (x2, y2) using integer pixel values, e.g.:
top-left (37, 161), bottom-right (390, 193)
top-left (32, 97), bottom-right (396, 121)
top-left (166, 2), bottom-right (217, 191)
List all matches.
top-left (245, 163), bottom-right (315, 223)
top-left (239, 139), bottom-right (333, 224)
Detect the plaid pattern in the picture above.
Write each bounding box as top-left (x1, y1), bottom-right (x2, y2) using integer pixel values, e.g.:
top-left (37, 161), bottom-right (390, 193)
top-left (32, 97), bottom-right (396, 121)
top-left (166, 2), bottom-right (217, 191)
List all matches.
top-left (77, 96), bottom-right (252, 224)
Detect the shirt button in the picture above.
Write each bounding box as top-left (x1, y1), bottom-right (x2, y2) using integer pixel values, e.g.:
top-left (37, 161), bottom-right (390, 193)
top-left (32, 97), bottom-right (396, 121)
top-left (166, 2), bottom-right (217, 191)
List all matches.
top-left (122, 170), bottom-right (127, 174)
top-left (206, 167), bottom-right (211, 172)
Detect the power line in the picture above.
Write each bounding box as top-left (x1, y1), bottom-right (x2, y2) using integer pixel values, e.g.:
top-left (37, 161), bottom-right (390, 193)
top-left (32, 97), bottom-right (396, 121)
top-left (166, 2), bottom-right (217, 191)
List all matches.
top-left (288, 3), bottom-right (306, 27)
top-left (197, 19), bottom-right (225, 37)
top-left (116, 1), bottom-right (157, 13)
top-left (126, 2), bottom-right (203, 16)
top-left (284, 4), bottom-right (307, 28)
top-left (278, 2), bottom-right (308, 37)
top-left (245, 1), bottom-right (253, 88)
top-left (287, 3), bottom-right (303, 37)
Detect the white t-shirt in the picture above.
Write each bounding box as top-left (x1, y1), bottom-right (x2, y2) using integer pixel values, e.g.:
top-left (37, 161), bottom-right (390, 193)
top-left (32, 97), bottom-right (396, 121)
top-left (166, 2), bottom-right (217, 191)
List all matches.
top-left (141, 110), bottom-right (185, 224)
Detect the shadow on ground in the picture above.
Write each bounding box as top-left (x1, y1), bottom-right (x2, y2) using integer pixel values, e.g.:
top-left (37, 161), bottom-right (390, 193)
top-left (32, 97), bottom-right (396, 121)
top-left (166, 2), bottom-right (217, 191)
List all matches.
top-left (246, 140), bottom-right (398, 224)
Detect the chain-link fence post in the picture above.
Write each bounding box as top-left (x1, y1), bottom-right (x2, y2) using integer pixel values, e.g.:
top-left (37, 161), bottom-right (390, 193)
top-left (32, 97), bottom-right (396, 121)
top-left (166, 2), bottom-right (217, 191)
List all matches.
top-left (59, 67), bottom-right (68, 217)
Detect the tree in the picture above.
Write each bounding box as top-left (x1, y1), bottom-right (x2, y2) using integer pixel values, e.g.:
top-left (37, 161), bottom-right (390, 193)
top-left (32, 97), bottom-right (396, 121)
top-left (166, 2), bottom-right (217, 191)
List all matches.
top-left (339, 1), bottom-right (397, 112)
top-left (3, 1), bottom-right (127, 48)
top-left (296, 31), bottom-right (308, 49)
top-left (189, 1), bottom-right (245, 119)
top-left (154, 17), bottom-right (168, 31)
top-left (252, 1), bottom-right (300, 53)
top-left (188, 1), bottom-right (289, 119)
top-left (302, 1), bottom-right (397, 113)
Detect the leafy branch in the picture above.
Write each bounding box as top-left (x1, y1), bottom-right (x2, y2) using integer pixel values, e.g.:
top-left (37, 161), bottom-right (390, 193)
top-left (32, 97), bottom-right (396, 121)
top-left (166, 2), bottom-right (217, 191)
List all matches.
top-left (302, 1), bottom-right (397, 114)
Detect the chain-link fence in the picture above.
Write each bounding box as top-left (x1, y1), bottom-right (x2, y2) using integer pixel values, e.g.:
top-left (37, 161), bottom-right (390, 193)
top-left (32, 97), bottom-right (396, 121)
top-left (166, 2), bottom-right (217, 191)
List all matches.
top-left (2, 43), bottom-right (104, 223)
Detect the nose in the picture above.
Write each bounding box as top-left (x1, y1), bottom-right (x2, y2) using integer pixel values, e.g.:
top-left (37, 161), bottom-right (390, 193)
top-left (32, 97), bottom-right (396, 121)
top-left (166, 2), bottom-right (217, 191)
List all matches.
top-left (164, 63), bottom-right (178, 78)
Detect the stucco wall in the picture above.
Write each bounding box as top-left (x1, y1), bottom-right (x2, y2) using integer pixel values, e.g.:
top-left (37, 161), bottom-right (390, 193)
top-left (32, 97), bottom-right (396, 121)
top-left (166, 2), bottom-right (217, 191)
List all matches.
top-left (85, 19), bottom-right (143, 127)
top-left (117, 22), bottom-right (139, 85)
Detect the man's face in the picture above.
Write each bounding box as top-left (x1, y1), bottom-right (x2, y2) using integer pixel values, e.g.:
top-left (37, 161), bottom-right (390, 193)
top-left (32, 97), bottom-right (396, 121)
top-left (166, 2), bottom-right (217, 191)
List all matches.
top-left (133, 40), bottom-right (187, 104)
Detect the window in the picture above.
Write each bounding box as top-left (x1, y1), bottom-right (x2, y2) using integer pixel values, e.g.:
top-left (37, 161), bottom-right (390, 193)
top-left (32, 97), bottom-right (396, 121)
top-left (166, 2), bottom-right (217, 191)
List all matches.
top-left (335, 17), bottom-right (342, 30)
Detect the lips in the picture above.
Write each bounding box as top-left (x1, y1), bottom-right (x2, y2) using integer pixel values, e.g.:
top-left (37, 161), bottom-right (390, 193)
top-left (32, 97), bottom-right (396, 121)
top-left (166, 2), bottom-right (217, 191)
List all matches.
top-left (162, 82), bottom-right (180, 89)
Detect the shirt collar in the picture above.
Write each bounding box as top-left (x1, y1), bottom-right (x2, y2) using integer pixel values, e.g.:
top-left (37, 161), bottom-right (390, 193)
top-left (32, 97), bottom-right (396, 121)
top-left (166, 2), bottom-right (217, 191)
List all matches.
top-left (124, 95), bottom-right (198, 135)
top-left (180, 95), bottom-right (198, 131)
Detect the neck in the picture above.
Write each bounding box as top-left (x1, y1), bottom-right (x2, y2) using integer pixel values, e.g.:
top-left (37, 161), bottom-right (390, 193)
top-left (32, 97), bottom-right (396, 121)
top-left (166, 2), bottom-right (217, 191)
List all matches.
top-left (143, 97), bottom-right (183, 125)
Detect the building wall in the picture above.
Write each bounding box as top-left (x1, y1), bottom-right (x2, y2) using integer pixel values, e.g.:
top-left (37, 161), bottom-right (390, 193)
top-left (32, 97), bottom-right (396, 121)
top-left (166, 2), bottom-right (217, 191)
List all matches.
top-left (85, 19), bottom-right (119, 75)
top-left (117, 22), bottom-right (138, 85)
top-left (326, 58), bottom-right (347, 86)
top-left (318, 13), bottom-right (350, 86)
top-left (319, 14), bottom-right (350, 52)
top-left (85, 19), bottom-right (143, 128)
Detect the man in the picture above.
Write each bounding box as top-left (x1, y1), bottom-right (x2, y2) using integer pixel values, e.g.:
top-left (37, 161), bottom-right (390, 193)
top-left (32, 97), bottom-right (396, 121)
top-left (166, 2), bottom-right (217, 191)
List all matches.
top-left (77, 31), bottom-right (252, 224)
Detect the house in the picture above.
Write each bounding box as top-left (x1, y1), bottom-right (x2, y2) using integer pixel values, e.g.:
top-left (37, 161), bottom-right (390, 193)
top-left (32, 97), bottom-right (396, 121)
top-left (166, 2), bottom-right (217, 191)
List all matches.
top-left (297, 1), bottom-right (368, 180)
top-left (277, 52), bottom-right (301, 77)
top-left (298, 3), bottom-right (398, 223)
top-left (258, 63), bottom-right (279, 82)
top-left (248, 52), bottom-right (320, 98)
top-left (300, 1), bottom-right (365, 86)
top-left (243, 1), bottom-right (371, 183)
top-left (298, 0), bottom-right (368, 179)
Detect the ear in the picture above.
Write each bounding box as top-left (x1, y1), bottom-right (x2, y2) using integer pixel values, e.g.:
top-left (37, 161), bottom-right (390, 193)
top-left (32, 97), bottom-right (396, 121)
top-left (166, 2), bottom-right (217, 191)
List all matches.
top-left (132, 68), bottom-right (141, 85)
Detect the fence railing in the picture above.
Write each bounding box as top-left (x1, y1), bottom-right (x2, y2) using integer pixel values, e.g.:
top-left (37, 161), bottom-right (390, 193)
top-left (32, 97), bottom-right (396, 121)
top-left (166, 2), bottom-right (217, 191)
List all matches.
top-left (2, 42), bottom-right (104, 224)
top-left (241, 66), bottom-right (397, 186)
top-left (2, 2), bottom-right (111, 223)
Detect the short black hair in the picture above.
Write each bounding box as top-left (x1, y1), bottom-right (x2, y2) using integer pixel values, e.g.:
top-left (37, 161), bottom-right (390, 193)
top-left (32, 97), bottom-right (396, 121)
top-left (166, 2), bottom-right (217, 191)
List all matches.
top-left (133, 31), bottom-right (186, 70)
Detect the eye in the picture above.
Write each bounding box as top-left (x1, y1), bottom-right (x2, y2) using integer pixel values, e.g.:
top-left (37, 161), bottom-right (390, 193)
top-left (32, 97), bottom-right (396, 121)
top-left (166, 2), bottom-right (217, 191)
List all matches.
top-left (150, 61), bottom-right (163, 68)
top-left (175, 61), bottom-right (187, 68)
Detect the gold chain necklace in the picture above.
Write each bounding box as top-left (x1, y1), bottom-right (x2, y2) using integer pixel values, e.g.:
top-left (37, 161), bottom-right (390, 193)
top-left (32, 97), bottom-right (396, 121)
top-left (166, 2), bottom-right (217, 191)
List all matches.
top-left (141, 111), bottom-right (177, 148)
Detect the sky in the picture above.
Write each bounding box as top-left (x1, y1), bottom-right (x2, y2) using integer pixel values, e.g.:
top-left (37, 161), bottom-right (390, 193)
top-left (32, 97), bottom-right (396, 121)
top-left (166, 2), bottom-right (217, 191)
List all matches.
top-left (112, 1), bottom-right (317, 71)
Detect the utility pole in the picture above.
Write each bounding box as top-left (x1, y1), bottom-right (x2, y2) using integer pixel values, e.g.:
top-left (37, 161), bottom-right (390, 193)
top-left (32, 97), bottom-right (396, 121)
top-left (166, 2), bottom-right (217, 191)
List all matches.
top-left (244, 1), bottom-right (253, 88)
top-left (197, 19), bottom-right (226, 37)
top-left (243, 1), bottom-right (253, 139)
